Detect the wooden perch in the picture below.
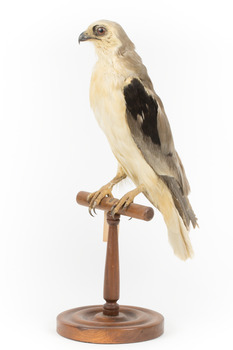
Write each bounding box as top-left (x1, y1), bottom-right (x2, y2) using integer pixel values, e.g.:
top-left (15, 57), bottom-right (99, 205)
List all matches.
top-left (57, 190), bottom-right (163, 344)
top-left (76, 191), bottom-right (154, 221)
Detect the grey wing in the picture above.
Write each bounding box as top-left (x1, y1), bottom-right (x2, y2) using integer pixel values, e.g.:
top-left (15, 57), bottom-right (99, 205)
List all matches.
top-left (123, 77), bottom-right (197, 228)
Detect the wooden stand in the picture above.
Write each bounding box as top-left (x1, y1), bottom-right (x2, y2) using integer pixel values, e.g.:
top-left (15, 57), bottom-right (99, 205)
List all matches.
top-left (56, 191), bottom-right (164, 344)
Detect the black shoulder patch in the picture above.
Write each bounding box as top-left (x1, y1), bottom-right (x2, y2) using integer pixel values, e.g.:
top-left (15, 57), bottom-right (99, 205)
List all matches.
top-left (123, 78), bottom-right (161, 146)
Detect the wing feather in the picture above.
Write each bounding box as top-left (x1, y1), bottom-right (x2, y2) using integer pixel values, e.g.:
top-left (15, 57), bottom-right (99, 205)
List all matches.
top-left (123, 77), bottom-right (197, 228)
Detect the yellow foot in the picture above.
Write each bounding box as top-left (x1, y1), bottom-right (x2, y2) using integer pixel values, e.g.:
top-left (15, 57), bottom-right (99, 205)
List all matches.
top-left (87, 184), bottom-right (114, 216)
top-left (111, 185), bottom-right (145, 217)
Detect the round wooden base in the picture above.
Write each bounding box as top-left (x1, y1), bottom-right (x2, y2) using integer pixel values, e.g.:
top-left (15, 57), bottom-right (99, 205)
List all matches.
top-left (57, 305), bottom-right (164, 344)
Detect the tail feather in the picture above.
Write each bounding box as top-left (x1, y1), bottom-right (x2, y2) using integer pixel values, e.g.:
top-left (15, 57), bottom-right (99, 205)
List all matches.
top-left (145, 179), bottom-right (195, 260)
top-left (161, 175), bottom-right (198, 229)
top-left (166, 207), bottom-right (194, 260)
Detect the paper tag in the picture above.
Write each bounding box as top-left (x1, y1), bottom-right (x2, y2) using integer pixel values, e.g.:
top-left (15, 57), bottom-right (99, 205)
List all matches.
top-left (103, 211), bottom-right (109, 242)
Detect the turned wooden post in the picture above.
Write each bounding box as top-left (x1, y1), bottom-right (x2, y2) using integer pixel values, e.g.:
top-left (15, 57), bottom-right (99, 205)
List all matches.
top-left (56, 191), bottom-right (164, 344)
top-left (103, 213), bottom-right (120, 316)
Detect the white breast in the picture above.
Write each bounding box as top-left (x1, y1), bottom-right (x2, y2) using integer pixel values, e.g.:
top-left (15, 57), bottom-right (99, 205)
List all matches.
top-left (89, 60), bottom-right (158, 188)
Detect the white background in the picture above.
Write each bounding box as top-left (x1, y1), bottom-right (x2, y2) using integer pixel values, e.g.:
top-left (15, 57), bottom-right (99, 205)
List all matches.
top-left (1, 0), bottom-right (233, 349)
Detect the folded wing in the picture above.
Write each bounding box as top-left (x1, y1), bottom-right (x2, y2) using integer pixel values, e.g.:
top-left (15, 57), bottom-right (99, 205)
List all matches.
top-left (123, 77), bottom-right (197, 229)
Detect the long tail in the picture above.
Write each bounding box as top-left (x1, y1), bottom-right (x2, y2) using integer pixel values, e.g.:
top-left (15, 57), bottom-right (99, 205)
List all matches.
top-left (161, 175), bottom-right (198, 229)
top-left (164, 203), bottom-right (194, 260)
top-left (145, 179), bottom-right (195, 260)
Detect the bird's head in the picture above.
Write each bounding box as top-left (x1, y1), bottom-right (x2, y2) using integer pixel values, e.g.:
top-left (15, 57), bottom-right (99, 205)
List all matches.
top-left (78, 20), bottom-right (135, 56)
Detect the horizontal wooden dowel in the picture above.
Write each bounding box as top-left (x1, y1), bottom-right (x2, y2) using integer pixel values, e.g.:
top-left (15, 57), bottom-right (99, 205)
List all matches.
top-left (76, 191), bottom-right (154, 221)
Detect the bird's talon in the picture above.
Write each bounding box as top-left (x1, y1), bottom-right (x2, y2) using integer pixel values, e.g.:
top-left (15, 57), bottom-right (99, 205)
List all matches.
top-left (88, 207), bottom-right (94, 217)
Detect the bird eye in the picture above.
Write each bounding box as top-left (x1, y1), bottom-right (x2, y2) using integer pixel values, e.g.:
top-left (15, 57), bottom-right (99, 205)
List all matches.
top-left (96, 27), bottom-right (106, 36)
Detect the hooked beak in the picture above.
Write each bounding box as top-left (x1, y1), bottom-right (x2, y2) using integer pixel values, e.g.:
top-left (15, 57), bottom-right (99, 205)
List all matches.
top-left (78, 31), bottom-right (92, 44)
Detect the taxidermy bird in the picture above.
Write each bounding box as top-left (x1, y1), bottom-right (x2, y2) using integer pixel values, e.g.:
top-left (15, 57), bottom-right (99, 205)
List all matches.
top-left (79, 20), bottom-right (197, 260)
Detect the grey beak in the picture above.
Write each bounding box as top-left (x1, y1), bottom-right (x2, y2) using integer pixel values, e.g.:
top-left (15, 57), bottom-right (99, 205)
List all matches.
top-left (78, 32), bottom-right (92, 44)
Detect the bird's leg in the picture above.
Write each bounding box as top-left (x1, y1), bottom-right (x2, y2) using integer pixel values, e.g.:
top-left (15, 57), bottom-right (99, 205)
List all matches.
top-left (111, 184), bottom-right (146, 217)
top-left (87, 166), bottom-right (127, 216)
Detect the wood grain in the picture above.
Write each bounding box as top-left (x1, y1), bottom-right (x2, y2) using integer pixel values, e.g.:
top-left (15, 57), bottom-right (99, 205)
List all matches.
top-left (103, 213), bottom-right (120, 316)
top-left (57, 305), bottom-right (164, 344)
top-left (56, 191), bottom-right (163, 344)
top-left (76, 191), bottom-right (154, 221)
